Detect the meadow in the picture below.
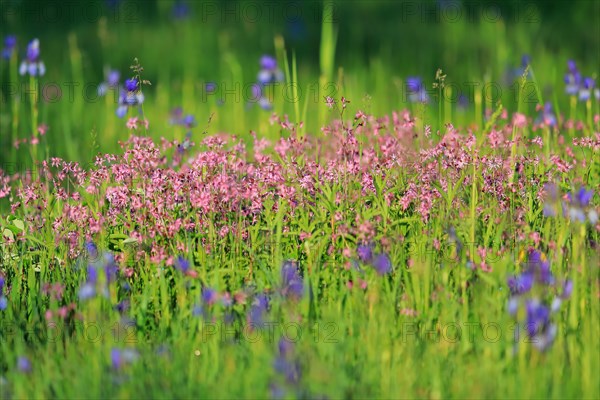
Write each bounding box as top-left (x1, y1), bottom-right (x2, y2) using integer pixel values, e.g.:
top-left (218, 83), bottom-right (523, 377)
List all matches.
top-left (0, 0), bottom-right (599, 398)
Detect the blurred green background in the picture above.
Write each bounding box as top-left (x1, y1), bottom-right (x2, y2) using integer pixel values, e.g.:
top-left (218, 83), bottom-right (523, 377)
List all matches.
top-left (0, 0), bottom-right (599, 164)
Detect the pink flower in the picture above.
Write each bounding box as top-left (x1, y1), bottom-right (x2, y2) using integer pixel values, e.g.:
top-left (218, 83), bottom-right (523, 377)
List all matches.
top-left (126, 117), bottom-right (138, 130)
top-left (324, 96), bottom-right (336, 109)
top-left (38, 124), bottom-right (48, 135)
top-left (512, 113), bottom-right (527, 128)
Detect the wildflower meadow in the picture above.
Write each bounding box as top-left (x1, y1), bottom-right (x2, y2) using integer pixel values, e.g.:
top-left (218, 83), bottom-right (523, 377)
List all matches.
top-left (0, 1), bottom-right (599, 399)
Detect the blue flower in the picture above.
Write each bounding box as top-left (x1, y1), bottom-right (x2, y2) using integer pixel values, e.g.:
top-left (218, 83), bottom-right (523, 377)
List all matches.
top-left (280, 261), bottom-right (304, 301)
top-left (202, 287), bottom-right (217, 305)
top-left (87, 265), bottom-right (98, 284)
top-left (260, 55), bottom-right (277, 70)
top-left (174, 256), bottom-right (190, 274)
top-left (78, 282), bottom-right (96, 301)
top-left (579, 77), bottom-right (594, 101)
top-left (525, 299), bottom-right (551, 337)
top-left (111, 348), bottom-right (139, 370)
top-left (98, 69), bottom-right (120, 96)
top-left (205, 82), bottom-right (217, 93)
top-left (85, 240), bottom-right (99, 260)
top-left (257, 58), bottom-right (284, 84)
top-left (406, 77), bottom-right (423, 93)
top-left (357, 244), bottom-right (373, 263)
top-left (104, 253), bottom-right (119, 284)
top-left (172, 0), bottom-right (191, 19)
top-left (406, 77), bottom-right (429, 103)
top-left (2, 35), bottom-right (16, 60)
top-left (182, 115), bottom-right (196, 129)
top-left (564, 187), bottom-right (596, 223)
top-left (564, 60), bottom-right (582, 96)
top-left (372, 253), bottom-right (392, 275)
top-left (17, 356), bottom-right (31, 373)
top-left (248, 293), bottom-right (269, 327)
top-left (520, 299), bottom-right (557, 351)
top-left (124, 78), bottom-right (138, 92)
top-left (573, 187), bottom-right (593, 207)
top-left (507, 248), bottom-right (570, 352)
top-left (0, 275), bottom-right (5, 292)
top-left (116, 86), bottom-right (144, 118)
top-left (0, 296), bottom-right (7, 311)
top-left (561, 280), bottom-right (573, 299)
top-left (273, 338), bottom-right (301, 385)
top-left (537, 103), bottom-right (557, 127)
top-left (507, 272), bottom-right (534, 295)
top-left (19, 39), bottom-right (45, 76)
top-left (457, 94), bottom-right (469, 110)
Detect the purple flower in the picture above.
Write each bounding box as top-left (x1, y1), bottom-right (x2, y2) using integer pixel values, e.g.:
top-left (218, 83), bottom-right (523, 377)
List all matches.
top-left (526, 300), bottom-right (550, 337)
top-left (406, 77), bottom-right (423, 92)
top-left (0, 296), bottom-right (7, 311)
top-left (116, 87), bottom-right (144, 118)
top-left (111, 348), bottom-right (139, 370)
top-left (507, 272), bottom-right (534, 295)
top-left (278, 337), bottom-right (295, 358)
top-left (457, 94), bottom-right (469, 109)
top-left (2, 35), bottom-right (16, 60)
top-left (172, 0), bottom-right (191, 19)
top-left (564, 187), bottom-right (595, 223)
top-left (17, 356), bottom-right (31, 373)
top-left (406, 77), bottom-right (429, 103)
top-left (174, 256), bottom-right (190, 274)
top-left (259, 96), bottom-right (273, 111)
top-left (573, 187), bottom-right (593, 207)
top-left (170, 107), bottom-right (183, 124)
top-left (248, 293), bottom-right (269, 327)
top-left (260, 55), bottom-right (277, 71)
top-left (537, 103), bottom-right (557, 127)
top-left (357, 244), bottom-right (373, 263)
top-left (205, 82), bottom-right (217, 93)
top-left (115, 300), bottom-right (130, 314)
top-left (19, 39), bottom-right (45, 76)
top-left (104, 254), bottom-right (119, 284)
top-left (182, 114), bottom-right (196, 129)
top-left (87, 265), bottom-right (98, 284)
top-left (0, 275), bottom-right (5, 292)
top-left (269, 383), bottom-right (286, 400)
top-left (372, 253), bottom-right (392, 275)
top-left (98, 69), bottom-right (120, 96)
top-left (273, 340), bottom-right (301, 386)
top-left (281, 261), bottom-right (304, 301)
top-left (202, 287), bottom-right (217, 305)
top-left (579, 77), bottom-right (595, 101)
top-left (192, 304), bottom-right (205, 318)
top-left (124, 78), bottom-right (138, 92)
top-left (508, 297), bottom-right (519, 315)
top-left (561, 280), bottom-right (573, 299)
top-left (564, 60), bottom-right (581, 96)
top-left (85, 240), bottom-right (99, 260)
top-left (78, 282), bottom-right (96, 301)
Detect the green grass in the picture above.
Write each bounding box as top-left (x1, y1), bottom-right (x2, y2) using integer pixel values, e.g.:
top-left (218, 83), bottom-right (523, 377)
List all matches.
top-left (0, 1), bottom-right (599, 399)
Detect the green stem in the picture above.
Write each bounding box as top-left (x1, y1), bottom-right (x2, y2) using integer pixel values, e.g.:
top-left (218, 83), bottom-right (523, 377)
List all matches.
top-left (30, 74), bottom-right (39, 164)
